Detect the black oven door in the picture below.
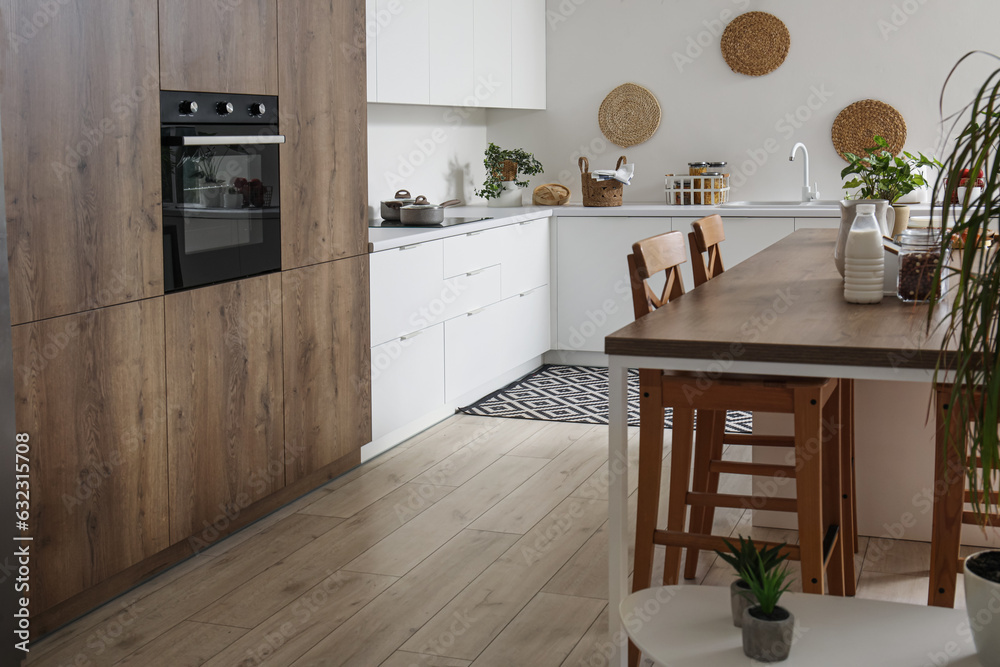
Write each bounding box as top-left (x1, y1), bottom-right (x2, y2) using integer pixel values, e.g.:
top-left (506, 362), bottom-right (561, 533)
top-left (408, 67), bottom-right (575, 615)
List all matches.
top-left (161, 126), bottom-right (281, 293)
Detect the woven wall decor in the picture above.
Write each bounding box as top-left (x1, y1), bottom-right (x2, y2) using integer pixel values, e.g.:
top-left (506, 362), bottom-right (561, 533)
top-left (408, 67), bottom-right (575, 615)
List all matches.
top-left (831, 99), bottom-right (907, 160)
top-left (598, 83), bottom-right (661, 148)
top-left (720, 12), bottom-right (790, 76)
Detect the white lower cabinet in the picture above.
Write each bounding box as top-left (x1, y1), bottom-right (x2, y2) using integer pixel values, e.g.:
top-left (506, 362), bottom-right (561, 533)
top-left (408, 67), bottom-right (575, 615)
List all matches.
top-left (371, 323), bottom-right (445, 440)
top-left (370, 241), bottom-right (444, 346)
top-left (445, 285), bottom-right (549, 401)
top-left (500, 218), bottom-right (550, 298)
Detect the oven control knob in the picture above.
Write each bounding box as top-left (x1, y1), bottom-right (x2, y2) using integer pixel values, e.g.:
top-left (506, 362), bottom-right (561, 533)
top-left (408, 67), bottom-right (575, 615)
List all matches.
top-left (216, 101), bottom-right (234, 116)
top-left (248, 102), bottom-right (266, 117)
top-left (178, 100), bottom-right (198, 115)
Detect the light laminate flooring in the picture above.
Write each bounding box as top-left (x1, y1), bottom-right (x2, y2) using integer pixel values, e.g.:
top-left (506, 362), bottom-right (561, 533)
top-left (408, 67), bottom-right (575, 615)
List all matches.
top-left (27, 415), bottom-right (974, 666)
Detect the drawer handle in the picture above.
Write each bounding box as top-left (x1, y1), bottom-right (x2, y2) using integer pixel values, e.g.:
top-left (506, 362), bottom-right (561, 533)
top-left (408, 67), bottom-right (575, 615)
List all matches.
top-left (466, 307), bottom-right (486, 317)
top-left (465, 268), bottom-right (485, 277)
top-left (519, 288), bottom-right (539, 297)
top-left (466, 231), bottom-right (483, 237)
top-left (400, 331), bottom-right (424, 341)
top-left (399, 244), bottom-right (421, 251)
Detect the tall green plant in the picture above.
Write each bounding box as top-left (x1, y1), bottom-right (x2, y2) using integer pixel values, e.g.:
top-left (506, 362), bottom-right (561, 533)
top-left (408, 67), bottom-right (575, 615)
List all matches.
top-left (475, 142), bottom-right (543, 200)
top-left (841, 135), bottom-right (941, 203)
top-left (928, 51), bottom-right (1000, 527)
top-left (739, 550), bottom-right (794, 617)
top-left (716, 535), bottom-right (788, 581)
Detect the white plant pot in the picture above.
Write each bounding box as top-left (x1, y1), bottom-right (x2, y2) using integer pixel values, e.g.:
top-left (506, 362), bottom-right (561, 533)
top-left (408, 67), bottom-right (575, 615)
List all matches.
top-left (964, 550), bottom-right (1000, 666)
top-left (488, 181), bottom-right (523, 208)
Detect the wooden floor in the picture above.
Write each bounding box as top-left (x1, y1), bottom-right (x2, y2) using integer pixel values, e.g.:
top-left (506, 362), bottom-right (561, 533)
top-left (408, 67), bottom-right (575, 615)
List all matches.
top-left (28, 415), bottom-right (977, 667)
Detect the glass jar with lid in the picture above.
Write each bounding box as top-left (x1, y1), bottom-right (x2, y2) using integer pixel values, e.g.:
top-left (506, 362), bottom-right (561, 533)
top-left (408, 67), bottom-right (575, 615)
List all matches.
top-left (896, 228), bottom-right (943, 303)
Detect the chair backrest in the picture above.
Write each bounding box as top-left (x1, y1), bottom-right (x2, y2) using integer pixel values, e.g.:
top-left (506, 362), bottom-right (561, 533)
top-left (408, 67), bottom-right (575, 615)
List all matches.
top-left (627, 230), bottom-right (687, 319)
top-left (689, 214), bottom-right (726, 287)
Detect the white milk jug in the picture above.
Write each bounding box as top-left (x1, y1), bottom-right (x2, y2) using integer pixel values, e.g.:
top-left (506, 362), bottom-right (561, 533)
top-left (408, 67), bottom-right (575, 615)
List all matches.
top-left (844, 204), bottom-right (884, 304)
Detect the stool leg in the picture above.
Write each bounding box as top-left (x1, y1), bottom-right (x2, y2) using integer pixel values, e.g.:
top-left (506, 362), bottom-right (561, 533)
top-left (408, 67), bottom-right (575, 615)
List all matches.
top-left (684, 409), bottom-right (719, 580)
top-left (629, 371), bottom-right (667, 667)
top-left (794, 387), bottom-right (826, 595)
top-left (839, 379), bottom-right (857, 595)
top-left (663, 407), bottom-right (696, 586)
top-left (929, 386), bottom-right (966, 608)
top-left (822, 381), bottom-right (846, 597)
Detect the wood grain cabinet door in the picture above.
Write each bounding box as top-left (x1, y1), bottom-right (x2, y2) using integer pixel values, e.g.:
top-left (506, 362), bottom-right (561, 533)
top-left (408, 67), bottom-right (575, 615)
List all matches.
top-left (12, 299), bottom-right (169, 615)
top-left (164, 274), bottom-right (284, 544)
top-left (282, 257), bottom-right (370, 483)
top-left (0, 1), bottom-right (163, 325)
top-left (158, 0), bottom-right (278, 94)
top-left (278, 0), bottom-right (368, 269)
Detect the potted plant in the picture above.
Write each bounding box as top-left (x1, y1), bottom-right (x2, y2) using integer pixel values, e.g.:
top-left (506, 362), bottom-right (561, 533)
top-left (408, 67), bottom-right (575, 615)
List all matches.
top-left (475, 142), bottom-right (543, 208)
top-left (833, 136), bottom-right (941, 275)
top-left (928, 51), bottom-right (1000, 667)
top-left (715, 536), bottom-right (789, 627)
top-left (738, 548), bottom-right (796, 663)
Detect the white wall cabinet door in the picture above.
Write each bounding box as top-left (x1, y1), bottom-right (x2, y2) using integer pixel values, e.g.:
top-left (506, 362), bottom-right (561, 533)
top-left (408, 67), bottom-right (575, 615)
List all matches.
top-left (511, 0), bottom-right (545, 109)
top-left (429, 0), bottom-right (475, 106)
top-left (366, 0), bottom-right (377, 102)
top-left (371, 323), bottom-right (445, 440)
top-left (370, 241), bottom-right (444, 345)
top-left (556, 217), bottom-right (672, 352)
top-left (376, 0), bottom-right (430, 104)
top-left (473, 0), bottom-right (512, 108)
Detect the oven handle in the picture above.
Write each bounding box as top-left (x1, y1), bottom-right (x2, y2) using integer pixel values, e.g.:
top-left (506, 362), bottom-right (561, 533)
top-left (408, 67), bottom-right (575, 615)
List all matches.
top-left (161, 135), bottom-right (286, 146)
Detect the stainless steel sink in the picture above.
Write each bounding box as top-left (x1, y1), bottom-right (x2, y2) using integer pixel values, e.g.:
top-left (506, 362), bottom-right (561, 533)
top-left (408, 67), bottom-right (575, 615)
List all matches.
top-left (721, 200), bottom-right (842, 208)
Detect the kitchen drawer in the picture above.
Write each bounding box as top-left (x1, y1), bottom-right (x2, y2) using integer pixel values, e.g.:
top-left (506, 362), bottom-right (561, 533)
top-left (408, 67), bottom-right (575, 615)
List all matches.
top-left (370, 241), bottom-right (444, 345)
top-left (499, 218), bottom-right (550, 298)
top-left (444, 284), bottom-right (549, 401)
top-left (439, 264), bottom-right (502, 321)
top-left (371, 323), bottom-right (445, 440)
top-left (442, 226), bottom-right (505, 277)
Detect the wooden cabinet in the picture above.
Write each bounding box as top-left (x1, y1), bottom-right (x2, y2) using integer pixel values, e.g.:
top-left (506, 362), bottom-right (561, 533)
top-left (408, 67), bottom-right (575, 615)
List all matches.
top-left (13, 300), bottom-right (168, 614)
top-left (282, 257), bottom-right (371, 483)
top-left (164, 274), bottom-right (284, 543)
top-left (1, 0), bottom-right (162, 325)
top-left (158, 0), bottom-right (278, 94)
top-left (278, 0), bottom-right (369, 269)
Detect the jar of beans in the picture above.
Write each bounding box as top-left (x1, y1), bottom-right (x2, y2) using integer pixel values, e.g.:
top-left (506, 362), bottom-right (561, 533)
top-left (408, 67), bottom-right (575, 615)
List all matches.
top-left (897, 228), bottom-right (942, 303)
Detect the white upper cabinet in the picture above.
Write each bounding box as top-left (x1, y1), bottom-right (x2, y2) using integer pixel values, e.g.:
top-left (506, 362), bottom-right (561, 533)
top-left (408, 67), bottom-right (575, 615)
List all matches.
top-left (368, 0), bottom-right (545, 108)
top-left (473, 0), bottom-right (513, 108)
top-left (429, 0), bottom-right (475, 106)
top-left (511, 0), bottom-right (546, 109)
top-left (376, 0), bottom-right (430, 105)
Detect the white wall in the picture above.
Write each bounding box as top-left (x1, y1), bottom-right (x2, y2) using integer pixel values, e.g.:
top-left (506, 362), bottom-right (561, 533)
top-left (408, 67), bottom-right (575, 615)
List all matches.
top-left (486, 0), bottom-right (1000, 203)
top-left (366, 103), bottom-right (488, 217)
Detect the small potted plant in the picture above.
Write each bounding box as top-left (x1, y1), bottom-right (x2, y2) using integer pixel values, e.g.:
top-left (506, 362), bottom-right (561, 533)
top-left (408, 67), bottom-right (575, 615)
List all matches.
top-left (715, 536), bottom-right (789, 627)
top-left (738, 549), bottom-right (796, 663)
top-left (928, 51), bottom-right (1000, 666)
top-left (475, 142), bottom-right (543, 208)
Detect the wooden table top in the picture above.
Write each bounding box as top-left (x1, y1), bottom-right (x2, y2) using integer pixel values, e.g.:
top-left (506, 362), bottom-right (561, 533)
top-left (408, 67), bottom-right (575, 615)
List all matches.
top-left (605, 228), bottom-right (952, 370)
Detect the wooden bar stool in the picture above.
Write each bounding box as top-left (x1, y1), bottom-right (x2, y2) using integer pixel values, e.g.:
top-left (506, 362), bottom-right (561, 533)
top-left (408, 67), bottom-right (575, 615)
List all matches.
top-left (686, 215), bottom-right (860, 580)
top-left (928, 385), bottom-right (1000, 607)
top-left (627, 230), bottom-right (851, 667)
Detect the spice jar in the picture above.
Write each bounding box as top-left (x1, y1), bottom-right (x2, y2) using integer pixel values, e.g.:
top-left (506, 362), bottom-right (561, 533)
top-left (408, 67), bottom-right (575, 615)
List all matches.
top-left (707, 161), bottom-right (728, 172)
top-left (688, 162), bottom-right (709, 175)
top-left (897, 228), bottom-right (942, 303)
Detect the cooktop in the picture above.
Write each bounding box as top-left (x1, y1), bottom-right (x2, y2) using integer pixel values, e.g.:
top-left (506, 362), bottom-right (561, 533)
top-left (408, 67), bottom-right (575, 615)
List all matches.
top-left (369, 216), bottom-right (493, 229)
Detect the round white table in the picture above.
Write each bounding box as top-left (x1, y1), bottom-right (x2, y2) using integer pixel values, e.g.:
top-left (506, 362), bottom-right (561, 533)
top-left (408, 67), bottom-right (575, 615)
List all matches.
top-left (621, 586), bottom-right (980, 666)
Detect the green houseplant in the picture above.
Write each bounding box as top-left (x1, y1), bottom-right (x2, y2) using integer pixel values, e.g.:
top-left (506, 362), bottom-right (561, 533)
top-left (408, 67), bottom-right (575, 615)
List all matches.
top-left (475, 142), bottom-right (543, 207)
top-left (738, 547), bottom-right (796, 663)
top-left (715, 536), bottom-right (789, 628)
top-left (927, 51), bottom-right (1000, 666)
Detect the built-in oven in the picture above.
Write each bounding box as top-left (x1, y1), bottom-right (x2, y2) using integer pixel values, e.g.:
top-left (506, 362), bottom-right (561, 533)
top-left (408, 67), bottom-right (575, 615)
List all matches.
top-left (160, 90), bottom-right (283, 293)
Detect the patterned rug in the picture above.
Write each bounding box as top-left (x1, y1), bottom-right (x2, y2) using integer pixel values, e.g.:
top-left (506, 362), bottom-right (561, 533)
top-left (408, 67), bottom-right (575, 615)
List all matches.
top-left (460, 364), bottom-right (753, 433)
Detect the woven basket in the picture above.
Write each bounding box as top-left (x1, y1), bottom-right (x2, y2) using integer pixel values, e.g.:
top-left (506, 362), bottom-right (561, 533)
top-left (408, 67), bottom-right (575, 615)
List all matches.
top-left (580, 156), bottom-right (626, 207)
top-left (494, 159), bottom-right (518, 182)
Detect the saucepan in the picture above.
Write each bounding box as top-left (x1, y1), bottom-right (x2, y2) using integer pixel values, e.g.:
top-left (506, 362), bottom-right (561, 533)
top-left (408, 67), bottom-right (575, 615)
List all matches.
top-left (380, 189), bottom-right (416, 220)
top-left (400, 196), bottom-right (462, 225)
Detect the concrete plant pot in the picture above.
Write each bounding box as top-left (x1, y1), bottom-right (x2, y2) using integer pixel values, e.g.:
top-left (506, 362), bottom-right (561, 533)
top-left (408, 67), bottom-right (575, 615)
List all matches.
top-left (731, 579), bottom-right (758, 628)
top-left (742, 605), bottom-right (795, 663)
top-left (964, 550), bottom-right (1000, 666)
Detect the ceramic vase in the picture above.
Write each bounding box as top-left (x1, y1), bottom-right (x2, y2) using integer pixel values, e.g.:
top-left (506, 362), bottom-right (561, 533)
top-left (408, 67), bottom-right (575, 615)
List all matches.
top-left (489, 180), bottom-right (523, 208)
top-left (964, 550), bottom-right (1000, 666)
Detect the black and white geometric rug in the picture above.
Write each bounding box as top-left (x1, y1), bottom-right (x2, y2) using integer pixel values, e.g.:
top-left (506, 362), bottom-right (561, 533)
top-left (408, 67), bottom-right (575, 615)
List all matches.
top-left (460, 364), bottom-right (753, 433)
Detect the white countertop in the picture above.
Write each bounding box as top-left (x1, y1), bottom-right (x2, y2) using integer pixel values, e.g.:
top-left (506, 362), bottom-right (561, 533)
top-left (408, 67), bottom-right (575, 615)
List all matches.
top-left (367, 202), bottom-right (936, 252)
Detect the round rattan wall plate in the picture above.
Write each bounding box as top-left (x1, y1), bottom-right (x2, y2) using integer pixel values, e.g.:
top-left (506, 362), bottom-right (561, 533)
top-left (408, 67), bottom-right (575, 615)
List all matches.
top-left (832, 99), bottom-right (907, 160)
top-left (598, 83), bottom-right (661, 148)
top-left (720, 12), bottom-right (790, 77)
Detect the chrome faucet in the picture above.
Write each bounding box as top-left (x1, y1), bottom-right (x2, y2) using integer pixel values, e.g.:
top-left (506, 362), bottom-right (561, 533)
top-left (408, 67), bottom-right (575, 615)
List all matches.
top-left (789, 142), bottom-right (820, 201)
